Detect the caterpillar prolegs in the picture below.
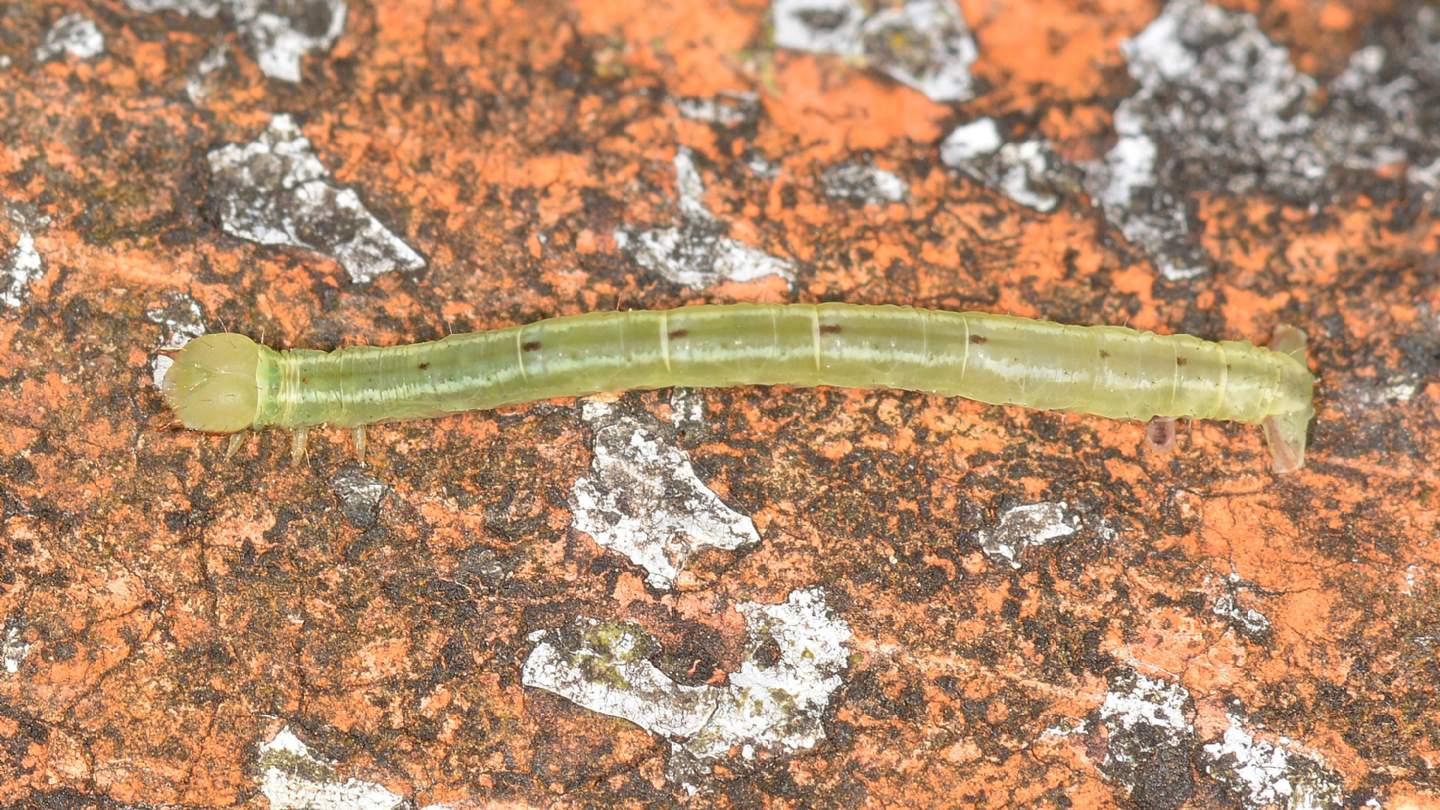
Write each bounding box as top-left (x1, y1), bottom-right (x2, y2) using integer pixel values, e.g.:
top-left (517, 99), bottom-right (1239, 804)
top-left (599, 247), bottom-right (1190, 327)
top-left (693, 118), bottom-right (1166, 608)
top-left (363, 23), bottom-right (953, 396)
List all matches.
top-left (160, 303), bottom-right (1316, 472)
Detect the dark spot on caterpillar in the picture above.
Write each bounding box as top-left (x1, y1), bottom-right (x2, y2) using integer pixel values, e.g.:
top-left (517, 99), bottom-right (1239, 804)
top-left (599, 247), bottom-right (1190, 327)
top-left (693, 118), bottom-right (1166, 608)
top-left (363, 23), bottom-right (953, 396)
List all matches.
top-left (969, 334), bottom-right (987, 344)
top-left (819, 324), bottom-right (843, 334)
top-left (418, 362), bottom-right (430, 370)
top-left (1175, 357), bottom-right (1187, 366)
top-left (301, 376), bottom-right (310, 384)
top-left (1099, 350), bottom-right (1111, 359)
top-left (522, 341), bottom-right (542, 352)
top-left (668, 329), bottom-right (689, 340)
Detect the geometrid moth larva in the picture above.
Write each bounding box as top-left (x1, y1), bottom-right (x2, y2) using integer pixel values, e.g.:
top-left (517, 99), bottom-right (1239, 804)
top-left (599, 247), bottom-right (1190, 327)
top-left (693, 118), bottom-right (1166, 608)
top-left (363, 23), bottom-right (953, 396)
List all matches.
top-left (160, 303), bottom-right (1316, 472)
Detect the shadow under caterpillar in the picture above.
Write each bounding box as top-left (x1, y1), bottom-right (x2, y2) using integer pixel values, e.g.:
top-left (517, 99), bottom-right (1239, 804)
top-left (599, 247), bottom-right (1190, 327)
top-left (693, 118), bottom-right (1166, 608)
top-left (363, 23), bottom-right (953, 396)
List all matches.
top-left (160, 303), bottom-right (1316, 472)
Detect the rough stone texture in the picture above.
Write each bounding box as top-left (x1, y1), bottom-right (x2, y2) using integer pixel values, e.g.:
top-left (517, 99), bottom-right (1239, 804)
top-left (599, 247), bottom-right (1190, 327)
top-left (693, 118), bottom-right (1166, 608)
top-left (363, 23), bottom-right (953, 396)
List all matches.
top-left (0, 0), bottom-right (1436, 807)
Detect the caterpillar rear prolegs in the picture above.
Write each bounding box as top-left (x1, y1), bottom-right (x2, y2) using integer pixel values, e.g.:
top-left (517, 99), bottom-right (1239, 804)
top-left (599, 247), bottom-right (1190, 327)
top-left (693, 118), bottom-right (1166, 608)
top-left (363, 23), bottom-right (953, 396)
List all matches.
top-left (1260, 324), bottom-right (1315, 474)
top-left (157, 304), bottom-right (1315, 473)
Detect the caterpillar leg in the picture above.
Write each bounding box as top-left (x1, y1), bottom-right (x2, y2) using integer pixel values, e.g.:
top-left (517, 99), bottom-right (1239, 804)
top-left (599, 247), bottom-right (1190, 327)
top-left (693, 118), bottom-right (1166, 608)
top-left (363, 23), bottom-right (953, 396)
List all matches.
top-left (351, 426), bottom-right (367, 461)
top-left (1145, 416), bottom-right (1176, 452)
top-left (225, 431), bottom-right (247, 460)
top-left (290, 427), bottom-right (309, 466)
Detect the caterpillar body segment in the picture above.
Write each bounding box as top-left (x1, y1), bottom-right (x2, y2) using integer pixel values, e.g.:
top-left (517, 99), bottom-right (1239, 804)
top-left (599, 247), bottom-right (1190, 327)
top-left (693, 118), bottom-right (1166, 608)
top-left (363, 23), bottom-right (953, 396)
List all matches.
top-left (159, 303), bottom-right (1316, 471)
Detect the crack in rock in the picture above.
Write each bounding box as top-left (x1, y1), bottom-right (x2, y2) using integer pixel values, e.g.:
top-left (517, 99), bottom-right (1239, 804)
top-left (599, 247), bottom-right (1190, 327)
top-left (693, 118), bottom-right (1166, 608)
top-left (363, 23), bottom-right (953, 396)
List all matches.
top-left (570, 401), bottom-right (759, 590)
top-left (522, 587), bottom-right (852, 787)
top-left (206, 114), bottom-right (425, 284)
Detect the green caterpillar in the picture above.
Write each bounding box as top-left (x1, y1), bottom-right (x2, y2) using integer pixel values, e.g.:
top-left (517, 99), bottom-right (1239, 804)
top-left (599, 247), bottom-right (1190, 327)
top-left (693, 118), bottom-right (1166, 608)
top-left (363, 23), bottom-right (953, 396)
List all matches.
top-left (160, 303), bottom-right (1316, 471)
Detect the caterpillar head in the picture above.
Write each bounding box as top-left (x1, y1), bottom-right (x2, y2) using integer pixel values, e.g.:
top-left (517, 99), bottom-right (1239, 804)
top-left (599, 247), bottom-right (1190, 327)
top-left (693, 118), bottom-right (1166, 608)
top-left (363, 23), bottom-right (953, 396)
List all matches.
top-left (161, 333), bottom-right (262, 433)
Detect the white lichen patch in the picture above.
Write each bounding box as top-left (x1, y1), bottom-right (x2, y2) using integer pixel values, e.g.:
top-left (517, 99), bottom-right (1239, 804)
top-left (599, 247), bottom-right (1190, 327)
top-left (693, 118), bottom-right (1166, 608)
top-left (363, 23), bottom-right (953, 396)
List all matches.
top-left (773, 0), bottom-right (977, 102)
top-left (329, 464), bottom-right (390, 529)
top-left (232, 0), bottom-right (347, 82)
top-left (124, 0), bottom-right (222, 14)
top-left (1099, 670), bottom-right (1197, 804)
top-left (145, 294), bottom-right (208, 387)
top-left (941, 118), bottom-right (1067, 212)
top-left (571, 401), bottom-right (759, 589)
top-left (1212, 576), bottom-right (1272, 640)
top-left (1322, 7), bottom-right (1440, 193)
top-left (523, 588), bottom-right (851, 776)
top-left (682, 588), bottom-right (852, 761)
top-left (623, 227), bottom-right (795, 288)
top-left (674, 93), bottom-right (759, 128)
top-left (672, 148), bottom-right (712, 223)
top-left (858, 0), bottom-right (977, 103)
top-left (940, 117), bottom-right (1004, 163)
top-left (1345, 369), bottom-right (1422, 410)
top-left (618, 147), bottom-right (794, 289)
top-left (744, 150), bottom-right (779, 179)
top-left (2, 623), bottom-right (30, 674)
top-left (207, 114), bottom-right (424, 284)
top-left (1202, 713), bottom-right (1345, 810)
top-left (186, 42), bottom-right (229, 103)
top-left (821, 162), bottom-right (908, 204)
top-left (1212, 592), bottom-right (1271, 638)
top-left (1409, 157), bottom-right (1440, 200)
top-left (1083, 0), bottom-right (1440, 280)
top-left (1100, 671), bottom-right (1192, 739)
top-left (979, 501), bottom-right (1076, 569)
top-left (1082, 0), bottom-right (1322, 280)
top-left (1041, 717), bottom-right (1089, 739)
top-left (257, 726), bottom-right (405, 810)
top-left (669, 388), bottom-right (705, 430)
top-left (0, 221), bottom-right (43, 311)
top-left (523, 619), bottom-right (718, 738)
top-left (125, 0), bottom-right (346, 83)
top-left (773, 0), bottom-right (865, 58)
top-left (34, 13), bottom-right (105, 62)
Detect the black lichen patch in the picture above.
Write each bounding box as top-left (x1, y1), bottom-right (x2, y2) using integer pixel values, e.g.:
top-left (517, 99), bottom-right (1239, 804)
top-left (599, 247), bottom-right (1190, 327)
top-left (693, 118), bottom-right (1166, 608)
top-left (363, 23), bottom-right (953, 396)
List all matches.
top-left (1098, 669), bottom-right (1196, 810)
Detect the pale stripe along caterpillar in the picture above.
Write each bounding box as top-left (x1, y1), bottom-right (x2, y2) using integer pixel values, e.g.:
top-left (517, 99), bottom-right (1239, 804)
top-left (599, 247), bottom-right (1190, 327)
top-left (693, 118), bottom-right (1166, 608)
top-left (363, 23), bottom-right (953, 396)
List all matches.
top-left (160, 303), bottom-right (1316, 472)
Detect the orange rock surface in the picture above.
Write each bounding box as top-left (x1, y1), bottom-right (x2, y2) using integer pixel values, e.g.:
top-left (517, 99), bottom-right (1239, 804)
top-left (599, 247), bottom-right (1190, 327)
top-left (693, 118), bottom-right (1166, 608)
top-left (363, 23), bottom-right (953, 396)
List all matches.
top-left (0, 0), bottom-right (1435, 807)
